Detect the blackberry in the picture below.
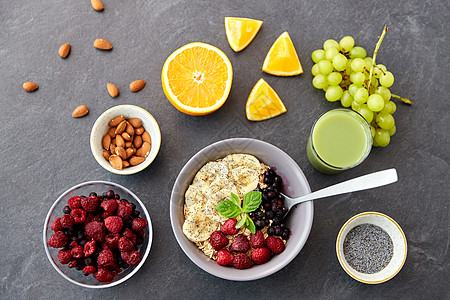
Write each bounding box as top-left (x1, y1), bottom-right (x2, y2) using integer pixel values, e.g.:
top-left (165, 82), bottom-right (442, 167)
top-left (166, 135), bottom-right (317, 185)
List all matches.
top-left (115, 194), bottom-right (121, 200)
top-left (267, 226), bottom-right (275, 236)
top-left (272, 217), bottom-right (280, 226)
top-left (275, 227), bottom-right (282, 236)
top-left (256, 211), bottom-right (264, 219)
top-left (255, 220), bottom-right (265, 229)
top-left (89, 192), bottom-right (97, 197)
top-left (132, 210), bottom-right (140, 218)
top-left (265, 211), bottom-right (274, 219)
top-left (63, 206), bottom-right (71, 214)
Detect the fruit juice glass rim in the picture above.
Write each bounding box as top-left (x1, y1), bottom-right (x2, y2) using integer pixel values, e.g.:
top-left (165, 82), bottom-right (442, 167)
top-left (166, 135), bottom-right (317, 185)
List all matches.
top-left (309, 108), bottom-right (373, 171)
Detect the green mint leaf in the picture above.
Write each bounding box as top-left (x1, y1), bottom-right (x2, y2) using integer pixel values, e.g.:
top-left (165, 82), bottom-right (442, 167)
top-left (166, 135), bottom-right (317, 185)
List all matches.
top-left (216, 200), bottom-right (242, 219)
top-left (230, 192), bottom-right (240, 207)
top-left (242, 191), bottom-right (262, 213)
top-left (235, 215), bottom-right (246, 229)
top-left (246, 214), bottom-right (256, 234)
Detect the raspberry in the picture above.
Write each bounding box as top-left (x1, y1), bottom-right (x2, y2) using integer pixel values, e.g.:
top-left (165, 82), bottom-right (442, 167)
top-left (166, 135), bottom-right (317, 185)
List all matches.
top-left (104, 216), bottom-right (123, 233)
top-left (221, 218), bottom-right (239, 235)
top-left (81, 195), bottom-right (99, 213)
top-left (82, 265), bottom-right (96, 275)
top-left (94, 267), bottom-right (116, 283)
top-left (68, 196), bottom-right (81, 209)
top-left (57, 249), bottom-right (72, 264)
top-left (101, 199), bottom-right (118, 218)
top-left (71, 245), bottom-right (84, 259)
top-left (209, 231), bottom-right (229, 251)
top-left (251, 247), bottom-right (271, 264)
top-left (68, 259), bottom-right (77, 268)
top-left (250, 230), bottom-right (266, 248)
top-left (85, 221), bottom-right (105, 242)
top-left (121, 249), bottom-right (141, 266)
top-left (131, 218), bottom-right (147, 232)
top-left (116, 202), bottom-right (132, 220)
top-left (118, 237), bottom-right (133, 252)
top-left (232, 253), bottom-right (252, 269)
top-left (122, 228), bottom-right (136, 244)
top-left (48, 231), bottom-right (68, 248)
top-left (266, 236), bottom-right (285, 254)
top-left (97, 249), bottom-right (114, 267)
top-left (84, 240), bottom-right (96, 257)
top-left (51, 218), bottom-right (63, 232)
top-left (229, 234), bottom-right (249, 253)
top-left (70, 241), bottom-right (78, 247)
top-left (60, 214), bottom-right (74, 228)
top-left (70, 208), bottom-right (87, 223)
top-left (106, 263), bottom-right (122, 273)
top-left (216, 249), bottom-right (234, 266)
top-left (105, 233), bottom-right (120, 249)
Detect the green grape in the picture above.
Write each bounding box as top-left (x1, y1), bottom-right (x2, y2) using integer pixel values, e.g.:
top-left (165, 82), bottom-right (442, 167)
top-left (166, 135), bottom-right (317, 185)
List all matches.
top-left (373, 64), bottom-right (387, 78)
top-left (374, 128), bottom-right (390, 147)
top-left (340, 90), bottom-right (353, 107)
top-left (376, 113), bottom-right (395, 130)
top-left (388, 125), bottom-right (396, 136)
top-left (380, 101), bottom-right (396, 114)
top-left (323, 39), bottom-right (340, 50)
top-left (359, 104), bottom-right (374, 123)
top-left (327, 72), bottom-right (343, 85)
top-left (325, 85), bottom-right (343, 102)
top-left (348, 83), bottom-right (361, 96)
top-left (339, 36), bottom-right (355, 52)
top-left (380, 71), bottom-right (394, 87)
top-left (345, 59), bottom-right (353, 75)
top-left (311, 49), bottom-right (326, 63)
top-left (350, 72), bottom-right (365, 85)
top-left (349, 46), bottom-right (367, 59)
top-left (312, 74), bottom-right (328, 89)
top-left (370, 125), bottom-right (376, 138)
top-left (354, 87), bottom-right (369, 104)
top-left (325, 47), bottom-right (339, 60)
top-left (376, 86), bottom-right (391, 101)
top-left (351, 58), bottom-right (365, 72)
top-left (373, 138), bottom-right (380, 147)
top-left (364, 57), bottom-right (373, 73)
top-left (367, 94), bottom-right (385, 112)
top-left (351, 101), bottom-right (362, 112)
top-left (332, 53), bottom-right (347, 71)
top-left (323, 86), bottom-right (329, 91)
top-left (312, 64), bottom-right (321, 76)
top-left (318, 60), bottom-right (333, 75)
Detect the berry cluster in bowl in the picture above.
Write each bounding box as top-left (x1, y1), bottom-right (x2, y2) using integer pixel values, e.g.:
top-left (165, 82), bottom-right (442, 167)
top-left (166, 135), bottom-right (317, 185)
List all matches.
top-left (47, 189), bottom-right (148, 283)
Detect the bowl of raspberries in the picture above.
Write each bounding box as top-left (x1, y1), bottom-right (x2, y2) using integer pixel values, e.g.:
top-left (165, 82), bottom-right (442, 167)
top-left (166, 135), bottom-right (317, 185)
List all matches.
top-left (43, 181), bottom-right (152, 288)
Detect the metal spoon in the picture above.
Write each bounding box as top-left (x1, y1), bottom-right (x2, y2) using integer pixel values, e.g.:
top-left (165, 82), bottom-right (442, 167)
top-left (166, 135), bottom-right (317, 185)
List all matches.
top-left (281, 168), bottom-right (398, 217)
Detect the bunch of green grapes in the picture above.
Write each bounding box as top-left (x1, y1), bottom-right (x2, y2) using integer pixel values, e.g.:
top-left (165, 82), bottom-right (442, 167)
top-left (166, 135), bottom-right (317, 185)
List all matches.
top-left (311, 36), bottom-right (399, 147)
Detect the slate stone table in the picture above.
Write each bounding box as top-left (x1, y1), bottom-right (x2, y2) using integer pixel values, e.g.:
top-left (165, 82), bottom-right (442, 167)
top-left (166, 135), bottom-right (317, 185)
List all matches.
top-left (1, 0), bottom-right (448, 298)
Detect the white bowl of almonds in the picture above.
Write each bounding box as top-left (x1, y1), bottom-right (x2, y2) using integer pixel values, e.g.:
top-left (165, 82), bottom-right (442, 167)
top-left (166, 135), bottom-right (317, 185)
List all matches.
top-left (90, 105), bottom-right (161, 175)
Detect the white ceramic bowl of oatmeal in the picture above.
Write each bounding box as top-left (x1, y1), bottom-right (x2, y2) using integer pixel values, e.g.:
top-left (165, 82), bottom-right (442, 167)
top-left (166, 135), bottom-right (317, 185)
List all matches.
top-left (169, 138), bottom-right (313, 281)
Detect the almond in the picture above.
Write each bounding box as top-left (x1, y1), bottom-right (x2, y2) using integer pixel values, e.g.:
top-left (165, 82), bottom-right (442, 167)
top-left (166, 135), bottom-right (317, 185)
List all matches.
top-left (109, 116), bottom-right (125, 127)
top-left (109, 155), bottom-right (123, 170)
top-left (107, 83), bottom-right (119, 97)
top-left (137, 142), bottom-right (151, 158)
top-left (110, 143), bottom-right (116, 155)
top-left (94, 38), bottom-right (112, 50)
top-left (102, 150), bottom-right (111, 161)
top-left (107, 127), bottom-right (116, 138)
top-left (23, 82), bottom-right (38, 92)
top-left (125, 148), bottom-right (135, 159)
top-left (115, 120), bottom-right (127, 135)
top-left (125, 141), bottom-right (132, 148)
top-left (115, 135), bottom-right (125, 148)
top-left (102, 134), bottom-right (111, 150)
top-left (135, 127), bottom-right (144, 135)
top-left (122, 132), bottom-right (132, 141)
top-left (126, 122), bottom-right (135, 136)
top-left (129, 80), bottom-right (146, 92)
top-left (58, 43), bottom-right (71, 58)
top-left (130, 156), bottom-right (145, 166)
top-left (128, 118), bottom-right (142, 128)
top-left (142, 131), bottom-right (151, 144)
top-left (115, 146), bottom-right (126, 160)
top-left (123, 160), bottom-right (130, 168)
top-left (91, 0), bottom-right (104, 11)
top-left (133, 135), bottom-right (142, 149)
top-left (72, 105), bottom-right (89, 118)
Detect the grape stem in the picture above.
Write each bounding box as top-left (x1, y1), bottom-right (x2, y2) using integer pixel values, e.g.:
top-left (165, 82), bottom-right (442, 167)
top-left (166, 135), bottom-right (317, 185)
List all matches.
top-left (367, 26), bottom-right (389, 90)
top-left (391, 94), bottom-right (413, 105)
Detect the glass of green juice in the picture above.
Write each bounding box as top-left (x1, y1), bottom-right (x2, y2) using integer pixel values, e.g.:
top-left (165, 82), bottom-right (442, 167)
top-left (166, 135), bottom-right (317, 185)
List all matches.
top-left (306, 109), bottom-right (373, 174)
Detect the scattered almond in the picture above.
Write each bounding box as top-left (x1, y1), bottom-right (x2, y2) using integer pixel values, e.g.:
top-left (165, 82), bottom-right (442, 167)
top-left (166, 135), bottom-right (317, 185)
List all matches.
top-left (109, 116), bottom-right (125, 127)
top-left (109, 155), bottom-right (123, 170)
top-left (130, 156), bottom-right (145, 166)
top-left (91, 0), bottom-right (104, 11)
top-left (23, 82), bottom-right (38, 92)
top-left (128, 118), bottom-right (142, 128)
top-left (94, 38), bottom-right (112, 50)
top-left (107, 83), bottom-right (119, 97)
top-left (59, 43), bottom-right (71, 58)
top-left (102, 134), bottom-right (111, 150)
top-left (129, 80), bottom-right (146, 92)
top-left (72, 105), bottom-right (89, 118)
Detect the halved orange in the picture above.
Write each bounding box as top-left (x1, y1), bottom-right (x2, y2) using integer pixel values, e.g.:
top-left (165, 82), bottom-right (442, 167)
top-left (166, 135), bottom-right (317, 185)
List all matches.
top-left (225, 17), bottom-right (263, 52)
top-left (161, 42), bottom-right (233, 115)
top-left (246, 79), bottom-right (287, 121)
top-left (262, 31), bottom-right (303, 76)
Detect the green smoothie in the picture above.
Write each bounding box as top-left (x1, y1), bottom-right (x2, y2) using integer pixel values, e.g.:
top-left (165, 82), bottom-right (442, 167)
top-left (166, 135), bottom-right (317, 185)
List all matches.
top-left (307, 109), bottom-right (372, 174)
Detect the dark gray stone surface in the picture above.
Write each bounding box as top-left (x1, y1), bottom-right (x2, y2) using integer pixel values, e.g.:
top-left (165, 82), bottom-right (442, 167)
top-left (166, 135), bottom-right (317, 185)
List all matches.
top-left (1, 0), bottom-right (449, 298)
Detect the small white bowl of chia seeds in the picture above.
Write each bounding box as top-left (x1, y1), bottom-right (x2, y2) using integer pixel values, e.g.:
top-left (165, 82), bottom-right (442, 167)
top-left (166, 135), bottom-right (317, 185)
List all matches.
top-left (336, 212), bottom-right (407, 284)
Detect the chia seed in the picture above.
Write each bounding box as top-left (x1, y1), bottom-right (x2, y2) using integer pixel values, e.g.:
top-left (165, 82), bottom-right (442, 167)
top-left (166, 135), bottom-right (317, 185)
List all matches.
top-left (343, 223), bottom-right (393, 274)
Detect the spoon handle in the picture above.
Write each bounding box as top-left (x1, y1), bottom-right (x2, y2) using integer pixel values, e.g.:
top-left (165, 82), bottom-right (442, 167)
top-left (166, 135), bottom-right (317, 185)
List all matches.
top-left (290, 168), bottom-right (398, 204)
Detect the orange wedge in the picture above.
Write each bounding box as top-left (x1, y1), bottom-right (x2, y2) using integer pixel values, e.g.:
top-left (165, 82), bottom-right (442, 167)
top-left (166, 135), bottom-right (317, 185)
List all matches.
top-left (262, 31), bottom-right (303, 76)
top-left (246, 79), bottom-right (287, 121)
top-left (161, 42), bottom-right (233, 115)
top-left (225, 17), bottom-right (263, 52)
